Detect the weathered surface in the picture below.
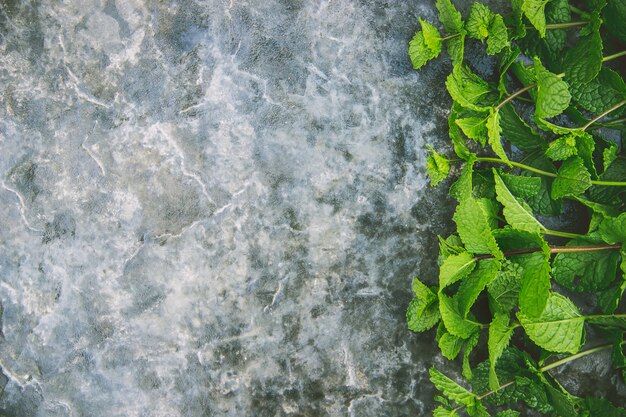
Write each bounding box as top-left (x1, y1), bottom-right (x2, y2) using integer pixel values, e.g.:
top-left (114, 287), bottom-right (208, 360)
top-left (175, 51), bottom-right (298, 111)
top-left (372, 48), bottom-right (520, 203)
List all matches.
top-left (0, 1), bottom-right (455, 415)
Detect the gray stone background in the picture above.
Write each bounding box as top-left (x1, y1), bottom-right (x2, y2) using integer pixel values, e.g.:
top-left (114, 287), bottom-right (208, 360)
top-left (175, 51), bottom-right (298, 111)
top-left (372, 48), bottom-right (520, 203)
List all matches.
top-left (0, 1), bottom-right (459, 416)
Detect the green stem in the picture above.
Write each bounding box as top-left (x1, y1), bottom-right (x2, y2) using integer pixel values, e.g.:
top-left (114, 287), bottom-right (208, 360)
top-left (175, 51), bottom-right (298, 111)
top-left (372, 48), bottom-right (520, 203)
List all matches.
top-left (569, 5), bottom-right (590, 18)
top-left (602, 50), bottom-right (626, 62)
top-left (582, 100), bottom-right (626, 131)
top-left (474, 243), bottom-right (621, 260)
top-left (544, 229), bottom-right (583, 239)
top-left (474, 157), bottom-right (626, 187)
top-left (441, 33), bottom-right (461, 41)
top-left (541, 21), bottom-right (589, 30)
top-left (495, 84), bottom-right (536, 111)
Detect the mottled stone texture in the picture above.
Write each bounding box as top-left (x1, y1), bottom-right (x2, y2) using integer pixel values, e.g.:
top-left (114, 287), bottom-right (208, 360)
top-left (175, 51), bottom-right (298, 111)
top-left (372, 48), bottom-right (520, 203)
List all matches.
top-left (0, 1), bottom-right (456, 416)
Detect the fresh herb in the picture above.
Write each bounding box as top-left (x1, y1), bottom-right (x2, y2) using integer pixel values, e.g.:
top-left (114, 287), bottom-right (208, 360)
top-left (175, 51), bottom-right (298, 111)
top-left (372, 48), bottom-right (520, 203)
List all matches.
top-left (406, 1), bottom-right (626, 415)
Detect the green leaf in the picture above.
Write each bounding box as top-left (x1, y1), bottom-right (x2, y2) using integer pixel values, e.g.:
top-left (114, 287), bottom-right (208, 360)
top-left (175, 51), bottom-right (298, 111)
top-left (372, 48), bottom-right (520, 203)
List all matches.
top-left (439, 234), bottom-right (465, 260)
top-left (522, 154), bottom-right (562, 216)
top-left (495, 411), bottom-right (521, 417)
top-left (586, 315), bottom-right (626, 331)
top-left (409, 20), bottom-right (443, 70)
top-left (493, 170), bottom-right (546, 234)
top-left (426, 145), bottom-right (451, 187)
top-left (604, 0), bottom-right (626, 42)
top-left (488, 260), bottom-right (524, 313)
top-left (433, 406), bottom-right (459, 417)
top-left (499, 103), bottom-right (546, 152)
top-left (439, 251), bottom-right (477, 289)
top-left (487, 14), bottom-right (509, 55)
top-left (440, 294), bottom-right (481, 338)
top-left (551, 156), bottom-right (592, 199)
top-left (563, 20), bottom-right (603, 85)
top-left (462, 331), bottom-right (480, 380)
top-left (456, 116), bottom-right (487, 145)
top-left (453, 197), bottom-right (502, 256)
top-left (500, 173), bottom-right (541, 198)
top-left (541, 380), bottom-right (579, 417)
top-left (447, 33), bottom-right (466, 66)
top-left (588, 158), bottom-right (626, 205)
top-left (604, 143), bottom-right (619, 174)
top-left (466, 3), bottom-right (493, 41)
top-left (545, 134), bottom-right (578, 161)
top-left (446, 64), bottom-right (494, 112)
top-left (522, 0), bottom-right (550, 37)
top-left (552, 238), bottom-right (620, 292)
top-left (597, 276), bottom-right (626, 314)
top-left (449, 105), bottom-right (473, 160)
top-left (430, 367), bottom-right (482, 413)
top-left (487, 108), bottom-right (509, 162)
top-left (518, 293), bottom-right (585, 353)
top-left (436, 0), bottom-right (464, 33)
top-left (509, 0), bottom-right (527, 39)
top-left (583, 397), bottom-right (626, 417)
top-left (457, 258), bottom-right (501, 316)
top-left (570, 68), bottom-right (626, 115)
top-left (599, 214), bottom-right (626, 245)
top-left (407, 278), bottom-right (441, 332)
top-left (449, 157), bottom-right (476, 202)
top-left (518, 250), bottom-right (551, 318)
top-left (437, 322), bottom-right (465, 359)
top-left (534, 58), bottom-right (572, 119)
top-left (489, 312), bottom-right (515, 390)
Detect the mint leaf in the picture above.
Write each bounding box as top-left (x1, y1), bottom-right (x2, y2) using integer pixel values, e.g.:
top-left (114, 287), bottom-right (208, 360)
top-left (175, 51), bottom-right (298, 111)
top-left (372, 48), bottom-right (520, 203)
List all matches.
top-left (599, 213), bottom-right (626, 244)
top-left (449, 158), bottom-right (475, 202)
top-left (466, 3), bottom-right (493, 41)
top-left (500, 173), bottom-right (541, 198)
top-left (487, 108), bottom-right (509, 162)
top-left (446, 64), bottom-right (494, 112)
top-left (488, 260), bottom-right (524, 313)
top-left (436, 0), bottom-right (464, 33)
top-left (563, 19), bottom-right (603, 85)
top-left (439, 251), bottom-right (477, 289)
top-left (495, 411), bottom-right (521, 417)
top-left (583, 397), bottom-right (626, 417)
top-left (552, 238), bottom-right (620, 292)
top-left (457, 258), bottom-right (501, 316)
top-left (437, 322), bottom-right (465, 360)
top-left (522, 0), bottom-right (550, 37)
top-left (604, 0), bottom-right (626, 42)
top-left (534, 58), bottom-right (572, 119)
top-left (551, 156), bottom-right (592, 199)
top-left (493, 170), bottom-right (546, 234)
top-left (456, 116), bottom-right (487, 145)
top-left (518, 250), bottom-right (551, 318)
top-left (499, 103), bottom-right (546, 152)
top-left (462, 331), bottom-right (480, 380)
top-left (440, 294), bottom-right (481, 338)
top-left (449, 105), bottom-right (473, 160)
top-left (430, 367), bottom-right (479, 408)
top-left (447, 33), bottom-right (466, 66)
top-left (426, 145), bottom-right (451, 187)
top-left (598, 276), bottom-right (626, 314)
top-left (433, 406), bottom-right (459, 417)
top-left (518, 293), bottom-right (584, 353)
top-left (545, 134), bottom-right (578, 161)
top-left (487, 14), bottom-right (509, 55)
top-left (488, 312), bottom-right (515, 390)
top-left (407, 278), bottom-right (440, 332)
top-left (453, 197), bottom-right (502, 256)
top-left (409, 20), bottom-right (443, 70)
top-left (570, 68), bottom-right (626, 114)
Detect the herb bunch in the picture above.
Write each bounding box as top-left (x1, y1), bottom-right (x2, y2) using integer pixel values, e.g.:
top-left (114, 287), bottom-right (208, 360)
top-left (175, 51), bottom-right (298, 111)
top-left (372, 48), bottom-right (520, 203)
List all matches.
top-left (406, 1), bottom-right (626, 416)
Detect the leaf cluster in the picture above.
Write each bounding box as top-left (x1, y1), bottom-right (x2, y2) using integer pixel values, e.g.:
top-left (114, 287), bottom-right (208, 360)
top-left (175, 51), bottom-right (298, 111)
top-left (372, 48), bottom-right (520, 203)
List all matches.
top-left (407, 0), bottom-right (626, 415)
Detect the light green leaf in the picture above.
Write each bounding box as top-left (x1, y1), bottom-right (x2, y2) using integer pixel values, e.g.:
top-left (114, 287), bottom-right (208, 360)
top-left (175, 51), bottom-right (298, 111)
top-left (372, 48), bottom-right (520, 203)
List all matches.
top-left (495, 411), bottom-right (521, 417)
top-left (551, 156), bottom-right (592, 199)
top-left (500, 173), bottom-right (541, 198)
top-left (426, 145), bottom-right (451, 187)
top-left (563, 19), bottom-right (603, 85)
top-left (456, 116), bottom-right (487, 145)
top-left (534, 58), bottom-right (571, 119)
top-left (437, 323), bottom-right (465, 360)
top-left (430, 367), bottom-right (477, 407)
top-left (486, 14), bottom-right (509, 55)
top-left (447, 33), bottom-right (466, 66)
top-left (604, 143), bottom-right (619, 174)
top-left (599, 212), bottom-right (626, 244)
top-left (436, 0), bottom-right (464, 33)
top-left (449, 157), bottom-right (476, 201)
top-left (518, 293), bottom-right (584, 353)
top-left (453, 197), bottom-right (502, 256)
top-left (462, 331), bottom-right (480, 380)
top-left (439, 251), bottom-right (477, 289)
top-left (518, 251), bottom-right (551, 318)
top-left (440, 294), bottom-right (480, 338)
top-left (499, 103), bottom-right (546, 152)
top-left (489, 312), bottom-right (515, 390)
top-left (446, 64), bottom-right (494, 112)
top-left (545, 134), bottom-right (578, 161)
top-left (466, 3), bottom-right (493, 41)
top-left (522, 0), bottom-right (550, 37)
top-left (457, 258), bottom-right (501, 316)
top-left (487, 108), bottom-right (509, 163)
top-left (434, 406), bottom-right (459, 417)
top-left (409, 20), bottom-right (443, 70)
top-left (493, 170), bottom-right (546, 234)
top-left (488, 260), bottom-right (523, 313)
top-left (569, 68), bottom-right (626, 115)
top-left (552, 238), bottom-right (620, 292)
top-left (407, 277), bottom-right (440, 332)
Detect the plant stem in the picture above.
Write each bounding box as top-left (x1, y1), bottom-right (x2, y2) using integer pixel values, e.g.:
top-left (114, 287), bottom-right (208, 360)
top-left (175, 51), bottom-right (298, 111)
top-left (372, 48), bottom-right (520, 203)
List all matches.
top-left (582, 100), bottom-right (626, 131)
top-left (541, 21), bottom-right (589, 30)
top-left (441, 33), bottom-right (461, 41)
top-left (544, 229), bottom-right (583, 239)
top-left (474, 243), bottom-right (621, 260)
top-left (569, 5), bottom-right (590, 18)
top-left (602, 50), bottom-right (626, 62)
top-left (473, 157), bottom-right (626, 187)
top-left (495, 84), bottom-right (536, 110)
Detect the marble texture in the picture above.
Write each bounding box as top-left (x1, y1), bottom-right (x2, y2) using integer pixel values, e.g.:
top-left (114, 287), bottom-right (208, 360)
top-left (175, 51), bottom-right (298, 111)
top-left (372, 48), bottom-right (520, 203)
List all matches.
top-left (0, 1), bottom-right (458, 416)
